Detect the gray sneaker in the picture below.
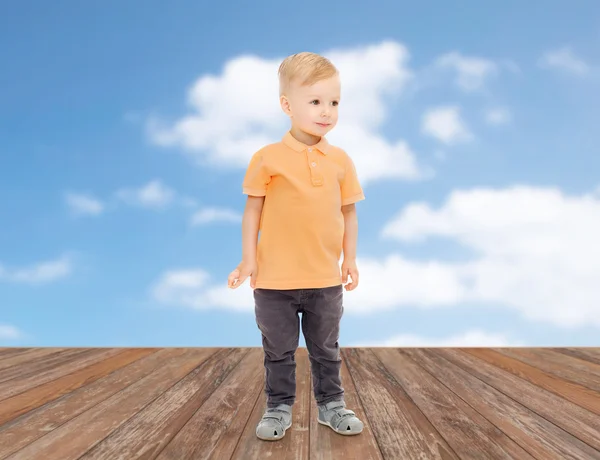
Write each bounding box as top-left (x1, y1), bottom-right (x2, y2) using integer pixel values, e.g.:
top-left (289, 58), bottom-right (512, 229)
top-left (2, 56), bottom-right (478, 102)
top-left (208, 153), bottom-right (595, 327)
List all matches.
top-left (256, 403), bottom-right (293, 441)
top-left (317, 400), bottom-right (363, 435)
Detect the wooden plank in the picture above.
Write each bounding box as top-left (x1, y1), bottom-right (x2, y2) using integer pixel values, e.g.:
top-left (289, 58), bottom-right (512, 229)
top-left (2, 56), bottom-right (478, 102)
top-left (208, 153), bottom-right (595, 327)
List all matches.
top-left (0, 348), bottom-right (174, 458)
top-left (373, 348), bottom-right (534, 459)
top-left (0, 348), bottom-right (68, 372)
top-left (0, 348), bottom-right (123, 401)
top-left (204, 367), bottom-right (263, 460)
top-left (5, 348), bottom-right (219, 460)
top-left (342, 347), bottom-right (459, 459)
top-left (155, 348), bottom-right (264, 460)
top-left (462, 348), bottom-right (600, 416)
top-left (77, 348), bottom-right (248, 459)
top-left (229, 346), bottom-right (312, 460)
top-left (0, 349), bottom-right (33, 360)
top-left (0, 348), bottom-right (158, 427)
top-left (309, 349), bottom-right (382, 460)
top-left (549, 347), bottom-right (600, 367)
top-left (431, 348), bottom-right (600, 456)
top-left (0, 348), bottom-right (93, 384)
top-left (493, 347), bottom-right (600, 393)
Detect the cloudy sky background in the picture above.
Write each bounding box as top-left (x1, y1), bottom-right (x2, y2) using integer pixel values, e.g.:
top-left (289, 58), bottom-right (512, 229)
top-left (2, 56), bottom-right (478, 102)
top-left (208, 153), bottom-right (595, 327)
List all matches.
top-left (1, 1), bottom-right (599, 347)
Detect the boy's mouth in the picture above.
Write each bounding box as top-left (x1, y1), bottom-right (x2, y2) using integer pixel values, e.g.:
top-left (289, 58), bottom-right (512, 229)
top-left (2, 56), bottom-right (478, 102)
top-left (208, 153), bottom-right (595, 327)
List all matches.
top-left (316, 122), bottom-right (331, 127)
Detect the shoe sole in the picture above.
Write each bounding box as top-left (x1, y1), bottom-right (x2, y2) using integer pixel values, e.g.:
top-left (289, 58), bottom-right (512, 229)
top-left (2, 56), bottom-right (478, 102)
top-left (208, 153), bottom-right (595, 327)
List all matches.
top-left (317, 418), bottom-right (363, 435)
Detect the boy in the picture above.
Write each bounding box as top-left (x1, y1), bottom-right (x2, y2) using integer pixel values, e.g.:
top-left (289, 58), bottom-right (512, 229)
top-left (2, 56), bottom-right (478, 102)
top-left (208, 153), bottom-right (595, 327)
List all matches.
top-left (228, 52), bottom-right (365, 441)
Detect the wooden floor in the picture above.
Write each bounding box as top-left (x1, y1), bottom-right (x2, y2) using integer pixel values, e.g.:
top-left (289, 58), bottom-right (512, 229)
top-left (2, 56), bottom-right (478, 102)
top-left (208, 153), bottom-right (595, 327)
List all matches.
top-left (0, 347), bottom-right (599, 460)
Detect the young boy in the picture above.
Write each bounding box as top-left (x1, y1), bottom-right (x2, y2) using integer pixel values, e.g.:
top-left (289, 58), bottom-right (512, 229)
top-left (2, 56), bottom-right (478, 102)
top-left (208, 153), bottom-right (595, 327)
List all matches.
top-left (228, 52), bottom-right (365, 441)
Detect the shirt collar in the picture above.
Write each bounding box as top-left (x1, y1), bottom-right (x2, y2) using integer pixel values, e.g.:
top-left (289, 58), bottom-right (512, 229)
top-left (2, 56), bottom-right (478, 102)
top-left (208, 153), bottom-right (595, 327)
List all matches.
top-left (282, 131), bottom-right (330, 155)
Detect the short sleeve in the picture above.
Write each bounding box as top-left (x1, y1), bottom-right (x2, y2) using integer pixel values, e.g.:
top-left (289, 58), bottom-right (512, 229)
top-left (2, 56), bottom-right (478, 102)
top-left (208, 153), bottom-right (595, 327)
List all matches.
top-left (242, 152), bottom-right (271, 196)
top-left (341, 154), bottom-right (365, 205)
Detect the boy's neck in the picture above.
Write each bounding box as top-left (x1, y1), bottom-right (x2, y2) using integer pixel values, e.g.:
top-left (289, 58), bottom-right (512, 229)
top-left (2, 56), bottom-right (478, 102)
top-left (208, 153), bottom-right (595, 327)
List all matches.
top-left (289, 125), bottom-right (322, 146)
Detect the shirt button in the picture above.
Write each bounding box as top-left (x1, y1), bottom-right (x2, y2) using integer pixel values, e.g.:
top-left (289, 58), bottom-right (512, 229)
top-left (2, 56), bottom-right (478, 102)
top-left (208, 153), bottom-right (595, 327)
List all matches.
top-left (308, 147), bottom-right (313, 152)
top-left (311, 162), bottom-right (317, 167)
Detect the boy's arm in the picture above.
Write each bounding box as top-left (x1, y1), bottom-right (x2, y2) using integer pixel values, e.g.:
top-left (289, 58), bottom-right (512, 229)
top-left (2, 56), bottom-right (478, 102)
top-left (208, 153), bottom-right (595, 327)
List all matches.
top-left (229, 195), bottom-right (264, 289)
top-left (341, 203), bottom-right (358, 261)
top-left (242, 195), bottom-right (265, 263)
top-left (341, 203), bottom-right (359, 290)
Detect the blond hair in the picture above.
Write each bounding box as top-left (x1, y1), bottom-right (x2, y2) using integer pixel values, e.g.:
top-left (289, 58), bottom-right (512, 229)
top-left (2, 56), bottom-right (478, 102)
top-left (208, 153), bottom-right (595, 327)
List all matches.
top-left (278, 52), bottom-right (338, 96)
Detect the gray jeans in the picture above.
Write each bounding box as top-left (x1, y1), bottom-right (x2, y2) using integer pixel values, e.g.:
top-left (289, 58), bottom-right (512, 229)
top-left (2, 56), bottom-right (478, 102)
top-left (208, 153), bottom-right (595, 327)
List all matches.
top-left (254, 284), bottom-right (345, 408)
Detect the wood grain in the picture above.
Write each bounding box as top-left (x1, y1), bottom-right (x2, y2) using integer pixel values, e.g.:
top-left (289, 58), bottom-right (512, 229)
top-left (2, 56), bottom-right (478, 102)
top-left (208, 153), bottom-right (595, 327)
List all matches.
top-left (493, 348), bottom-right (600, 392)
top-left (5, 348), bottom-right (218, 460)
top-left (0, 348), bottom-right (68, 373)
top-left (550, 348), bottom-right (600, 366)
top-left (0, 348), bottom-right (171, 458)
top-left (155, 348), bottom-right (264, 460)
top-left (1, 347), bottom-right (599, 459)
top-left (0, 348), bottom-right (123, 401)
top-left (432, 348), bottom-right (600, 457)
top-left (375, 347), bottom-right (534, 459)
top-left (0, 348), bottom-right (35, 361)
top-left (77, 348), bottom-right (247, 460)
top-left (0, 348), bottom-right (92, 383)
top-left (462, 347), bottom-right (600, 416)
top-left (343, 347), bottom-right (458, 459)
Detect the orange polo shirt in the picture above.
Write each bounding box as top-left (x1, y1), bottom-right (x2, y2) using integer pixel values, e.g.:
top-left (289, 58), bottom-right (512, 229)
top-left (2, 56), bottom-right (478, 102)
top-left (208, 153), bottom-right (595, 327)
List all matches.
top-left (242, 131), bottom-right (365, 290)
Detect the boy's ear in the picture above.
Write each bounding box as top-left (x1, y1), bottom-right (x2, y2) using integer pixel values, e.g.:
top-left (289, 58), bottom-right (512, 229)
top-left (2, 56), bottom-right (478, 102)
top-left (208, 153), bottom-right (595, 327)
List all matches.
top-left (280, 95), bottom-right (292, 117)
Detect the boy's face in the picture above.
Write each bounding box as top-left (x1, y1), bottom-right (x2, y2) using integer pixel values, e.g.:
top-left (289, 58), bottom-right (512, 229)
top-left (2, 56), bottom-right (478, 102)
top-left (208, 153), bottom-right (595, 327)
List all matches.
top-left (281, 75), bottom-right (340, 137)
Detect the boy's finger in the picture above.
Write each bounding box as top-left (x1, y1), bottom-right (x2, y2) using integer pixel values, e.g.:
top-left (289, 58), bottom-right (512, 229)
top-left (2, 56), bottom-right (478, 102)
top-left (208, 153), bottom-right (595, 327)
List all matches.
top-left (228, 270), bottom-right (239, 282)
top-left (345, 272), bottom-right (359, 291)
top-left (230, 275), bottom-right (246, 289)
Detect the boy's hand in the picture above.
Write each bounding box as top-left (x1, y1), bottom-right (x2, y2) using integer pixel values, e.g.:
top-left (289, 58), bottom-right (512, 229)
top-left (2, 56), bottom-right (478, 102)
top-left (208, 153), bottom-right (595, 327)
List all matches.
top-left (228, 260), bottom-right (257, 289)
top-left (341, 259), bottom-right (359, 291)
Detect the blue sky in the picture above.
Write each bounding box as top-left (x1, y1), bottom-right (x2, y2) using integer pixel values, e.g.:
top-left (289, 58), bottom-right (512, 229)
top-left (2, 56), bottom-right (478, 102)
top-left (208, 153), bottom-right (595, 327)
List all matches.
top-left (1, 1), bottom-right (599, 347)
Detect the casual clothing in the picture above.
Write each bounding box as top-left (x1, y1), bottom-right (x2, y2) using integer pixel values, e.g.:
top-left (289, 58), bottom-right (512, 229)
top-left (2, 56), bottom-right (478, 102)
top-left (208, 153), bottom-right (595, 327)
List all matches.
top-left (254, 284), bottom-right (345, 407)
top-left (242, 131), bottom-right (365, 290)
top-left (243, 131), bottom-right (365, 415)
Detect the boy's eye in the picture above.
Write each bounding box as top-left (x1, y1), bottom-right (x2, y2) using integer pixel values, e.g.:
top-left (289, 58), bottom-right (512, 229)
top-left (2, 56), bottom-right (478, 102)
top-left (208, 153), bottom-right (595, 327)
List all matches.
top-left (310, 100), bottom-right (339, 106)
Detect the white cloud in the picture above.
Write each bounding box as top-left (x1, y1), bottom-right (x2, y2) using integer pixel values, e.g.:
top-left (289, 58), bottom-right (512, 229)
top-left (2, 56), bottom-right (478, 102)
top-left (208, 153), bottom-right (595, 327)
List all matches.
top-left (422, 106), bottom-right (472, 144)
top-left (352, 329), bottom-right (523, 347)
top-left (150, 253), bottom-right (469, 314)
top-left (0, 324), bottom-right (24, 340)
top-left (66, 181), bottom-right (198, 216)
top-left (379, 185), bottom-right (600, 328)
top-left (65, 192), bottom-right (104, 216)
top-left (147, 40), bottom-right (428, 184)
top-left (485, 107), bottom-right (511, 125)
top-left (539, 46), bottom-right (590, 76)
top-left (115, 180), bottom-right (175, 209)
top-left (153, 185), bottom-right (600, 331)
top-left (435, 51), bottom-right (498, 91)
top-left (151, 268), bottom-right (252, 312)
top-left (0, 255), bottom-right (72, 284)
top-left (191, 207), bottom-right (242, 226)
